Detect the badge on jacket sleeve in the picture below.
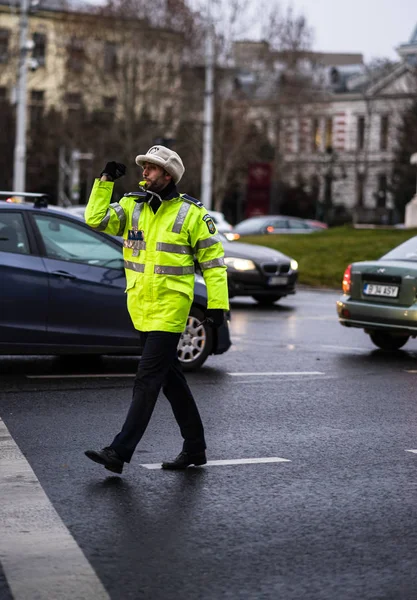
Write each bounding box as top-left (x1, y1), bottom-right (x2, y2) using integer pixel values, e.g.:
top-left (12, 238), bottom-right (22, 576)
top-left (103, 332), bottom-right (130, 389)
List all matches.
top-left (203, 214), bottom-right (216, 234)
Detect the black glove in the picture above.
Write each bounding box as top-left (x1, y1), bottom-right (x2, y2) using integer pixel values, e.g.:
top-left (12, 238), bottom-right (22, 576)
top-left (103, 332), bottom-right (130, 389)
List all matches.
top-left (205, 309), bottom-right (224, 328)
top-left (100, 161), bottom-right (126, 180)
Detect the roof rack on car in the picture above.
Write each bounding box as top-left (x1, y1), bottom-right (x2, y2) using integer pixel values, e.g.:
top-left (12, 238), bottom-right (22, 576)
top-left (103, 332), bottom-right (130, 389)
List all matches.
top-left (0, 191), bottom-right (50, 208)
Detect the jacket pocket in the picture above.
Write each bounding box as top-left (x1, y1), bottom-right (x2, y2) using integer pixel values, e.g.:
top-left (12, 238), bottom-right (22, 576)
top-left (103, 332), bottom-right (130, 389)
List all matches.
top-left (125, 276), bottom-right (137, 293)
top-left (165, 276), bottom-right (193, 300)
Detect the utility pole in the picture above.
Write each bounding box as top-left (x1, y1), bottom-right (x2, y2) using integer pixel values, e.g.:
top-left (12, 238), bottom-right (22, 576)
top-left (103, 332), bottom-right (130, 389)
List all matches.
top-left (200, 0), bottom-right (214, 210)
top-left (58, 148), bottom-right (94, 206)
top-left (13, 0), bottom-right (30, 193)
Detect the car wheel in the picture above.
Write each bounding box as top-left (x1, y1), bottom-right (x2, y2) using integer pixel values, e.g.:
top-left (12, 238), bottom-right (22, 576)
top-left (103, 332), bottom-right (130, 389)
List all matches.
top-left (369, 332), bottom-right (410, 351)
top-left (252, 294), bottom-right (282, 305)
top-left (177, 307), bottom-right (213, 371)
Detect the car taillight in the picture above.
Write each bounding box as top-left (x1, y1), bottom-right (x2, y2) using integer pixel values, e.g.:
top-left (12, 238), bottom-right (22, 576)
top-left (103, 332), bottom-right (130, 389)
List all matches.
top-left (342, 264), bottom-right (352, 294)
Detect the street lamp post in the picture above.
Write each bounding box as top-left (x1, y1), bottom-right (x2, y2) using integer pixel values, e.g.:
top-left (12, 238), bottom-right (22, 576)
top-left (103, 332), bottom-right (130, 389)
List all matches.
top-left (411, 153), bottom-right (417, 196)
top-left (200, 0), bottom-right (214, 210)
top-left (13, 0), bottom-right (30, 193)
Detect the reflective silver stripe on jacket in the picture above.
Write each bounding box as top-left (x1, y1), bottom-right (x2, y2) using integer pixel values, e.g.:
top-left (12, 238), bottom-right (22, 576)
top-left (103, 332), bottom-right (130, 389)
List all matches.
top-left (95, 209), bottom-right (111, 231)
top-left (154, 265), bottom-right (195, 275)
top-left (124, 260), bottom-right (145, 273)
top-left (194, 234), bottom-right (221, 252)
top-left (199, 257), bottom-right (225, 270)
top-left (93, 203), bottom-right (125, 233)
top-left (132, 202), bottom-right (143, 231)
top-left (124, 240), bottom-right (147, 252)
top-left (172, 202), bottom-right (191, 233)
top-left (131, 202), bottom-right (144, 256)
top-left (110, 203), bottom-right (126, 236)
top-left (156, 242), bottom-right (193, 255)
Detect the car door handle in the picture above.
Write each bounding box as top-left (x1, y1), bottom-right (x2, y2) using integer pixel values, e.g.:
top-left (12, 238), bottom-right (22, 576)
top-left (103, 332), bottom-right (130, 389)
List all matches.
top-left (51, 270), bottom-right (77, 280)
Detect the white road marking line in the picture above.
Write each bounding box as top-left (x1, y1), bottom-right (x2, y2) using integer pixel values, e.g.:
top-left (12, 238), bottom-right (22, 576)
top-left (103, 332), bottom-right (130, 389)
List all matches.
top-left (227, 371), bottom-right (325, 376)
top-left (405, 449), bottom-right (417, 454)
top-left (287, 316), bottom-right (336, 321)
top-left (404, 370), bottom-right (417, 374)
top-left (27, 371), bottom-right (325, 380)
top-left (230, 341), bottom-right (368, 353)
top-left (26, 373), bottom-right (135, 379)
top-left (0, 418), bottom-right (110, 600)
top-left (141, 457), bottom-right (291, 469)
top-left (320, 344), bottom-right (368, 352)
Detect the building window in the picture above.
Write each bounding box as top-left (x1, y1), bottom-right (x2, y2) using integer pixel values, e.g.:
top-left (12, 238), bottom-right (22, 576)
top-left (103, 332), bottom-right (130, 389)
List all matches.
top-left (65, 92), bottom-right (83, 107)
top-left (312, 118), bottom-right (321, 152)
top-left (330, 67), bottom-right (340, 86)
top-left (30, 90), bottom-right (44, 127)
top-left (380, 115), bottom-right (389, 151)
top-left (164, 105), bottom-right (174, 123)
top-left (357, 116), bottom-right (365, 151)
top-left (0, 28), bottom-right (10, 63)
top-left (92, 96), bottom-right (116, 125)
top-left (33, 32), bottom-right (46, 66)
top-left (67, 38), bottom-right (85, 72)
top-left (166, 60), bottom-right (175, 80)
top-left (104, 42), bottom-right (118, 72)
top-left (325, 117), bottom-right (333, 151)
top-left (376, 173), bottom-right (387, 208)
top-left (65, 92), bottom-right (83, 120)
top-left (356, 172), bottom-right (366, 206)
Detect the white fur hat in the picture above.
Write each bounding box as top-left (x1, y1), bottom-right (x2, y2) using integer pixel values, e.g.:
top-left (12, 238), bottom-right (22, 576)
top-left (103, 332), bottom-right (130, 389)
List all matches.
top-left (135, 145), bottom-right (185, 184)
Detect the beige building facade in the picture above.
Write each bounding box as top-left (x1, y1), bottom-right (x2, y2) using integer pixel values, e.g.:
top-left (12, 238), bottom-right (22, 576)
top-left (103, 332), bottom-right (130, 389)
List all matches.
top-left (277, 62), bottom-right (417, 224)
top-left (0, 0), bottom-right (183, 134)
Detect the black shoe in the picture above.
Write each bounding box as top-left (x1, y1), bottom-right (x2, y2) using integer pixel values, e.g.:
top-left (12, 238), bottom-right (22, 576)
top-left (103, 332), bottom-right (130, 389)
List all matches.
top-left (84, 447), bottom-right (124, 474)
top-left (161, 450), bottom-right (207, 470)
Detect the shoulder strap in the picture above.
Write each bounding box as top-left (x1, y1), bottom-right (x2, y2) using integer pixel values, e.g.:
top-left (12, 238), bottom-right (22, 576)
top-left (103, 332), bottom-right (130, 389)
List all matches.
top-left (180, 193), bottom-right (204, 209)
top-left (123, 192), bottom-right (147, 199)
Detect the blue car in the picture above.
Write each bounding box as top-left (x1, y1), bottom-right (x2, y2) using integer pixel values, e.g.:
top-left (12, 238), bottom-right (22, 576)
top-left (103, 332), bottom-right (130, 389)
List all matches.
top-left (0, 198), bottom-right (231, 371)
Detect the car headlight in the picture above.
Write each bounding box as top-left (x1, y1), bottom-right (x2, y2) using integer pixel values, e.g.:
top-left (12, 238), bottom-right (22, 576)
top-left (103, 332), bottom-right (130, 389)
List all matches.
top-left (224, 257), bottom-right (257, 271)
top-left (290, 259), bottom-right (298, 271)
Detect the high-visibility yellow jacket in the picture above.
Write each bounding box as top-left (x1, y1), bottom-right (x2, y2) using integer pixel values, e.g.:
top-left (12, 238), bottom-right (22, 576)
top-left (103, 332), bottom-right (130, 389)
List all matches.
top-left (85, 180), bottom-right (229, 333)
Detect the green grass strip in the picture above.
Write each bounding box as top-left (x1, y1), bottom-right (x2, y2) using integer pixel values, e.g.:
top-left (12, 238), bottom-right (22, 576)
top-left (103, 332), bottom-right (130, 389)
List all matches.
top-left (239, 226), bottom-right (417, 289)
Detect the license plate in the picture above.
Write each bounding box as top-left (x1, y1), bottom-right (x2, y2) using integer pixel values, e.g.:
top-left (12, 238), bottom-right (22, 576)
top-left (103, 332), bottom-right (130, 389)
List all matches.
top-left (363, 283), bottom-right (399, 297)
top-left (268, 276), bottom-right (288, 285)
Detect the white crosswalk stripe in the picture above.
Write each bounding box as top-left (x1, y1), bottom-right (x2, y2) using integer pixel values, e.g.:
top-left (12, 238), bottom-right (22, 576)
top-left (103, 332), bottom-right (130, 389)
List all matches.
top-left (0, 418), bottom-right (110, 600)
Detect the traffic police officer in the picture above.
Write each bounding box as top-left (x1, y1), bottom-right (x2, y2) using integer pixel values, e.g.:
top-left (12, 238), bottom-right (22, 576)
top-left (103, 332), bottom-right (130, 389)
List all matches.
top-left (84, 146), bottom-right (229, 474)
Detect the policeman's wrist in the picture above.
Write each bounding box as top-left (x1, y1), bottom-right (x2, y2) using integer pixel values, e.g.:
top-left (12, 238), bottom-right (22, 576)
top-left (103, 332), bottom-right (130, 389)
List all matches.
top-left (100, 173), bottom-right (113, 182)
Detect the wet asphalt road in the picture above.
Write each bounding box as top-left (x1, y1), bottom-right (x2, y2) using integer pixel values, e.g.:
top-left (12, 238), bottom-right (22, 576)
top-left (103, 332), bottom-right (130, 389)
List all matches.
top-left (1, 289), bottom-right (417, 600)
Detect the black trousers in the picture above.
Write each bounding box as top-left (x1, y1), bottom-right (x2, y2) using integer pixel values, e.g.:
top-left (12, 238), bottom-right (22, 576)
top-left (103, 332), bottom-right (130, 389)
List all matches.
top-left (110, 331), bottom-right (206, 463)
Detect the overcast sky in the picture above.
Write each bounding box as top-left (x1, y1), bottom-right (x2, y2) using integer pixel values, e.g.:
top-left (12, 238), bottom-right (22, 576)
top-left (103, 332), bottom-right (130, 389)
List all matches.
top-left (296, 0), bottom-right (416, 61)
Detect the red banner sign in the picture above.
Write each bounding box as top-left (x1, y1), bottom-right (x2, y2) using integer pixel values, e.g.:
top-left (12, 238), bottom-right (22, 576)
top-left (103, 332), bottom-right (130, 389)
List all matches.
top-left (245, 162), bottom-right (272, 218)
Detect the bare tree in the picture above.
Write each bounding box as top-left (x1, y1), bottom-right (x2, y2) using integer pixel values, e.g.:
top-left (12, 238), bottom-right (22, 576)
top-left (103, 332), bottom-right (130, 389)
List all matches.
top-left (177, 0), bottom-right (314, 214)
top-left (1, 0), bottom-right (313, 207)
top-left (43, 0), bottom-right (196, 195)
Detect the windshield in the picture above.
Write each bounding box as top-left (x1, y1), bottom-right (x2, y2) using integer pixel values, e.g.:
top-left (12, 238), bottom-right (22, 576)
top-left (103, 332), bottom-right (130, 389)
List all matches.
top-left (382, 236), bottom-right (417, 261)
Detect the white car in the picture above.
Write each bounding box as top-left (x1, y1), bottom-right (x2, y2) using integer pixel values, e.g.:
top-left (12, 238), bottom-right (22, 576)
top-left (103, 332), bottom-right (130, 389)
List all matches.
top-left (59, 205), bottom-right (87, 218)
top-left (209, 210), bottom-right (233, 233)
